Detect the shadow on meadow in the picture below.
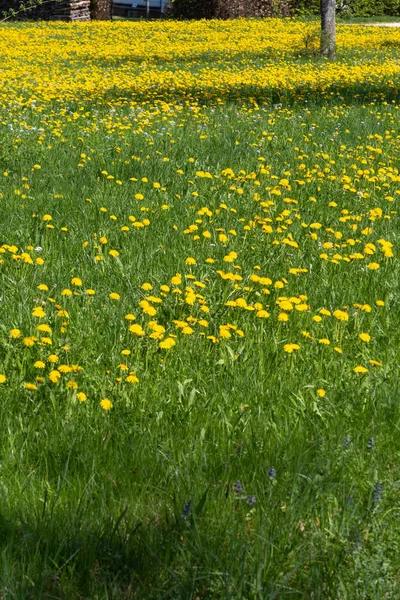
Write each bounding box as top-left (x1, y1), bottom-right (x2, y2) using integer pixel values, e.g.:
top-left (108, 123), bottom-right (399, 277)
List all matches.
top-left (79, 40), bottom-right (394, 70)
top-left (1, 502), bottom-right (289, 600)
top-left (0, 508), bottom-right (208, 599)
top-left (1, 497), bottom-right (399, 599)
top-left (94, 78), bottom-right (400, 107)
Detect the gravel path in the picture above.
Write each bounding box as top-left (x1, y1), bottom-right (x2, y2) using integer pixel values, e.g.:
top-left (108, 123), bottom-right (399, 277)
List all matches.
top-left (366, 22), bottom-right (400, 27)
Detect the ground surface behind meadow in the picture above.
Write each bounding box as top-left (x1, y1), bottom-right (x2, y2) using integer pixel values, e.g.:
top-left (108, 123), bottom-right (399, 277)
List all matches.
top-left (0, 18), bottom-right (400, 599)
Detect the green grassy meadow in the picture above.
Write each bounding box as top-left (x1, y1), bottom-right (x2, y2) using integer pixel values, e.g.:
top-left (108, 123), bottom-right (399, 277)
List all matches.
top-left (0, 18), bottom-right (400, 599)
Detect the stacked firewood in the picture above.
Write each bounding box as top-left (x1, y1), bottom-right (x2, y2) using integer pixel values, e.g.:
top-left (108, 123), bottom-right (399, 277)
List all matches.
top-left (50, 0), bottom-right (91, 20)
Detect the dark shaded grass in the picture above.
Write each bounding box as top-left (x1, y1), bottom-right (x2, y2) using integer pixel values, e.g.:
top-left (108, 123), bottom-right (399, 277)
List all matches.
top-left (8, 79), bottom-right (400, 112)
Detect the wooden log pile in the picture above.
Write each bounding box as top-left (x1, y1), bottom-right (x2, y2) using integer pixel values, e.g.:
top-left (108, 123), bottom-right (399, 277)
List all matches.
top-left (51, 0), bottom-right (91, 20)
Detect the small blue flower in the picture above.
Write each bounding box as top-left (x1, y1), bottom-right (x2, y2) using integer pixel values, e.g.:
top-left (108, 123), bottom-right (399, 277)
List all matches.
top-left (233, 481), bottom-right (243, 494)
top-left (367, 437), bottom-right (375, 450)
top-left (373, 482), bottom-right (383, 505)
top-left (247, 495), bottom-right (256, 506)
top-left (182, 500), bottom-right (192, 520)
top-left (268, 467), bottom-right (276, 479)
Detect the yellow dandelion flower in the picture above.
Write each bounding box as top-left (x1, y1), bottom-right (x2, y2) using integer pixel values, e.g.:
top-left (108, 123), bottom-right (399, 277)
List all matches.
top-left (159, 337), bottom-right (176, 349)
top-left (333, 310), bottom-right (349, 321)
top-left (129, 324), bottom-right (145, 336)
top-left (301, 330), bottom-right (313, 340)
top-left (369, 359), bottom-right (383, 367)
top-left (67, 380), bottom-right (78, 389)
top-left (100, 398), bottom-right (113, 411)
top-left (360, 304), bottom-right (372, 313)
top-left (171, 274), bottom-right (182, 286)
top-left (359, 333), bottom-right (371, 343)
top-left (353, 365), bottom-right (368, 374)
top-left (32, 306), bottom-right (46, 318)
top-left (146, 296), bottom-right (162, 304)
top-left (295, 304), bottom-right (309, 312)
top-left (76, 392), bottom-right (87, 402)
top-left (49, 370), bottom-right (61, 382)
top-left (283, 343), bottom-right (300, 353)
top-left (10, 328), bottom-right (21, 339)
top-left (109, 293), bottom-right (120, 301)
top-left (24, 383), bottom-right (37, 391)
top-left (278, 300), bottom-right (293, 311)
top-left (181, 326), bottom-right (194, 335)
top-left (219, 328), bottom-right (232, 339)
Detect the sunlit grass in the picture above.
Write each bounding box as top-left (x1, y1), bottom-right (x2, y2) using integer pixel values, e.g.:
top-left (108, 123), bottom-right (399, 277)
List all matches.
top-left (0, 18), bottom-right (399, 598)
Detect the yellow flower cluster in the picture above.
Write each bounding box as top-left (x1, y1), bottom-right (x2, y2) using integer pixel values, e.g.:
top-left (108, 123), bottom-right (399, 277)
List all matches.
top-left (0, 20), bottom-right (399, 104)
top-left (0, 18), bottom-right (397, 410)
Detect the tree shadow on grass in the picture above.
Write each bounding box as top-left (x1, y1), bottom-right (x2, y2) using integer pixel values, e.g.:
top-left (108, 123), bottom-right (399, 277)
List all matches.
top-left (0, 508), bottom-right (230, 599)
top-left (92, 78), bottom-right (400, 108)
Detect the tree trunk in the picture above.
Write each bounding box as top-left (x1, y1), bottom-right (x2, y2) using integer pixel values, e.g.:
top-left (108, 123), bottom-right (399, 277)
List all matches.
top-left (320, 0), bottom-right (336, 59)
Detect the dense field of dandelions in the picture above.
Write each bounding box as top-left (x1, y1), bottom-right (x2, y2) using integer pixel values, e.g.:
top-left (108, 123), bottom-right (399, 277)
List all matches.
top-left (0, 18), bottom-right (400, 597)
